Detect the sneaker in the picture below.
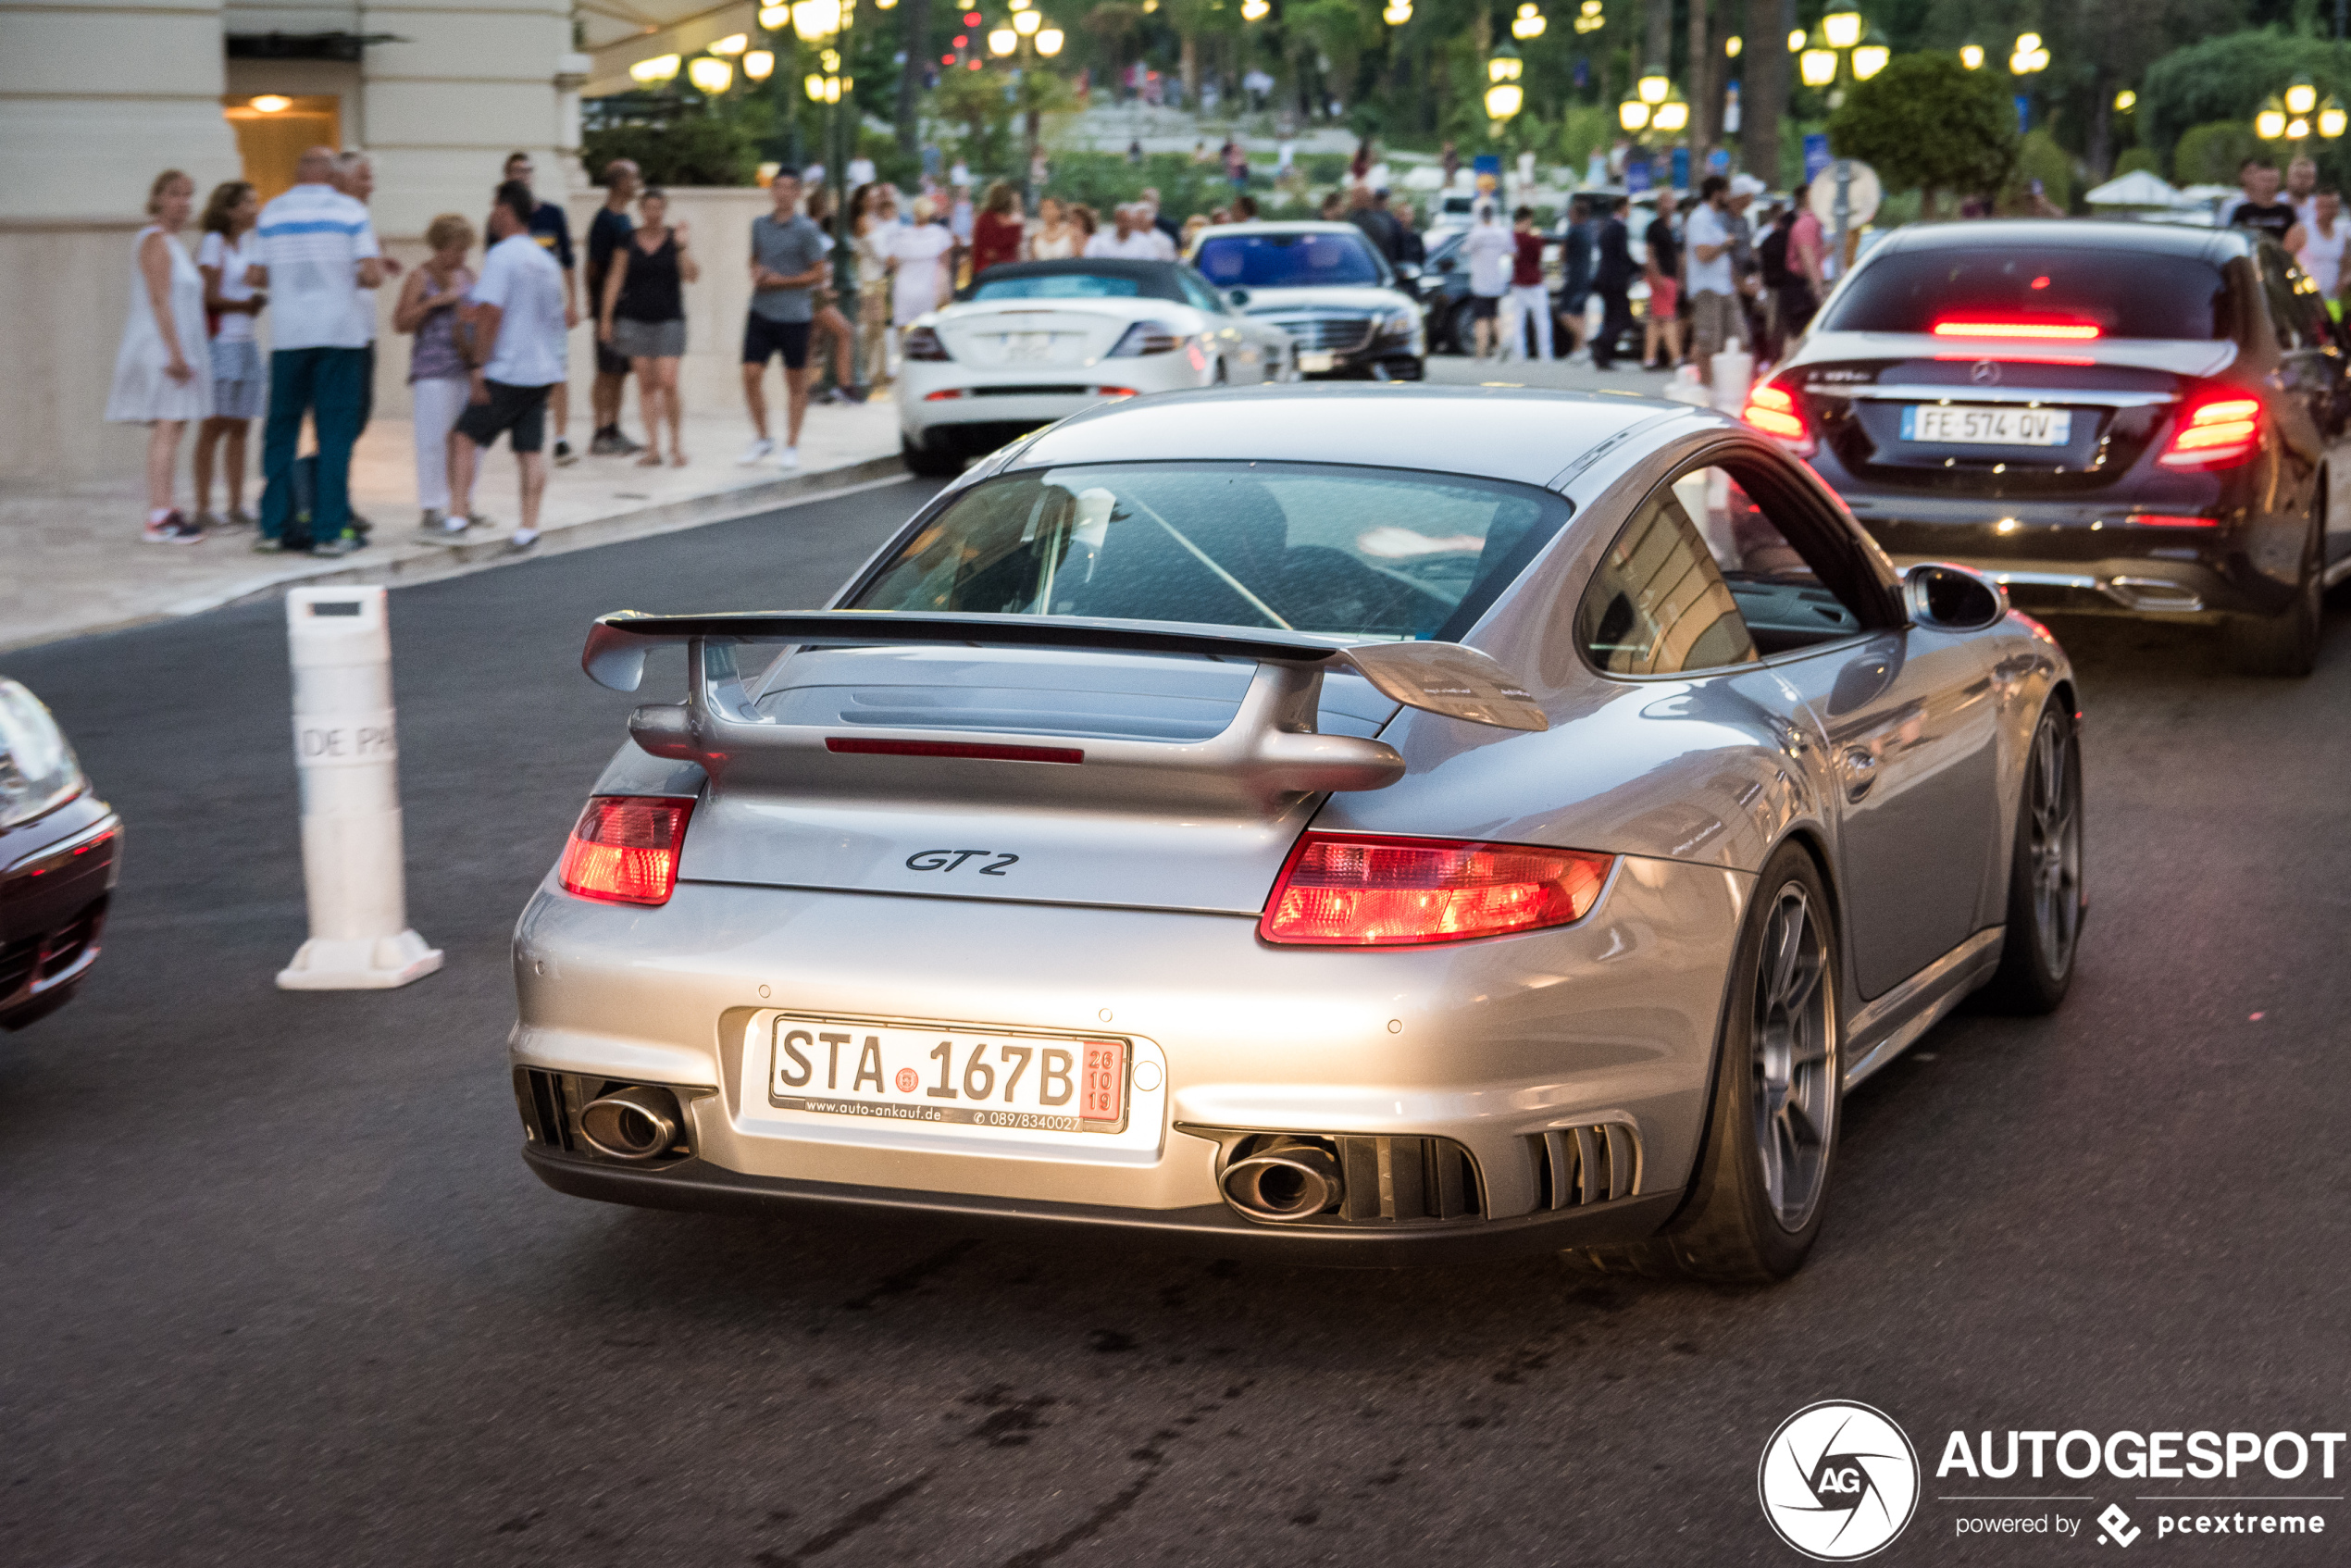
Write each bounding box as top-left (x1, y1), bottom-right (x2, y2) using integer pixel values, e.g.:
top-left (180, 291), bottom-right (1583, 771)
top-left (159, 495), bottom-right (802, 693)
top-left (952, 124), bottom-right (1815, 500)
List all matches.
top-left (504, 529), bottom-right (541, 554)
top-left (142, 513), bottom-right (205, 545)
top-left (224, 506), bottom-right (256, 529)
top-left (841, 385), bottom-right (869, 404)
top-left (610, 430), bottom-right (643, 455)
top-left (311, 535), bottom-right (360, 558)
top-left (418, 507), bottom-right (446, 532)
top-left (554, 439), bottom-right (578, 467)
top-left (589, 429), bottom-right (622, 456)
top-left (348, 512), bottom-right (374, 540)
top-left (773, 446), bottom-right (802, 470)
top-left (252, 535), bottom-right (285, 554)
top-left (738, 437), bottom-right (775, 466)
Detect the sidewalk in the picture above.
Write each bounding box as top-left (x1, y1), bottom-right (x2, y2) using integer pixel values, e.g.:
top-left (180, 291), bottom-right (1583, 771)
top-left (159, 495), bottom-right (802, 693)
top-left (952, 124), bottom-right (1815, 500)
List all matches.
top-left (0, 402), bottom-right (902, 654)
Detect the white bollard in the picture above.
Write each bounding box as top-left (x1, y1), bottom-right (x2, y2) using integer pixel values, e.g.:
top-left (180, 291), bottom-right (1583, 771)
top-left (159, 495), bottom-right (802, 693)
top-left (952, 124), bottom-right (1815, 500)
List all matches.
top-left (276, 587), bottom-right (442, 990)
top-left (1712, 335), bottom-right (1755, 415)
top-left (1663, 363), bottom-right (1714, 409)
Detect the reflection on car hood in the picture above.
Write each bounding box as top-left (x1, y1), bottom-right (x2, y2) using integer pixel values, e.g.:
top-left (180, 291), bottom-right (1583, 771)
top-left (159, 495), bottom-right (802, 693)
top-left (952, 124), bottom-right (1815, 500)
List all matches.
top-left (1239, 285), bottom-right (1416, 315)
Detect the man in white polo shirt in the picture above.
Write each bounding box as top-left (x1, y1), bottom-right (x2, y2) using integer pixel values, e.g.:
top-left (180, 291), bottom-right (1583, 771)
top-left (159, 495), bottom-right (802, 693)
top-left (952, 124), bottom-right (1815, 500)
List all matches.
top-left (448, 181), bottom-right (568, 552)
top-left (254, 145), bottom-right (383, 556)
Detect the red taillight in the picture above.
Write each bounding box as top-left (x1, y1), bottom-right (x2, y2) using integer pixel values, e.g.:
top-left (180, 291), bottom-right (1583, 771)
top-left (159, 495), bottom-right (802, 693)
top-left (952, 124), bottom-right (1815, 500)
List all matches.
top-left (1259, 832), bottom-right (1614, 947)
top-left (1741, 380), bottom-right (1813, 454)
top-left (2158, 394), bottom-right (2263, 468)
top-left (558, 795), bottom-right (694, 906)
top-left (1931, 318), bottom-right (2102, 341)
top-left (2125, 512), bottom-right (2220, 528)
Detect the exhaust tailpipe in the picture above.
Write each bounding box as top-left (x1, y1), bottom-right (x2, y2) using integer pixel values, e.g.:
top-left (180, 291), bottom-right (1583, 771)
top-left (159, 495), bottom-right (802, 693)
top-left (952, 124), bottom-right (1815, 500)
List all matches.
top-left (1220, 1139), bottom-right (1342, 1223)
top-left (578, 1085), bottom-right (685, 1162)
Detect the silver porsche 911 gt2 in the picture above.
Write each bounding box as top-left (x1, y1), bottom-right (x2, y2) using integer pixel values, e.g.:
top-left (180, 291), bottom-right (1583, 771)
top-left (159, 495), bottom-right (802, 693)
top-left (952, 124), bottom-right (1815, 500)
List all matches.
top-left (509, 384), bottom-right (2084, 1281)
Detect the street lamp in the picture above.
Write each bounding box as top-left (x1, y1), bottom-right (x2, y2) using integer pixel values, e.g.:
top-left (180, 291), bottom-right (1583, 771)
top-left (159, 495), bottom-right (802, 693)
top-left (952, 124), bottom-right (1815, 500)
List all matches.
top-left (688, 55), bottom-right (734, 92)
top-left (1511, 4), bottom-right (1544, 41)
top-left (628, 53), bottom-right (681, 84)
top-left (2113, 88), bottom-right (2134, 113)
top-left (2256, 81), bottom-right (2346, 144)
top-left (1240, 0), bottom-right (1268, 19)
top-left (1797, 12), bottom-right (1882, 106)
top-left (2008, 31), bottom-right (2049, 76)
top-left (1724, 34), bottom-right (1741, 58)
top-left (1573, 0), bottom-right (1602, 35)
top-left (1383, 1), bottom-right (1412, 23)
top-left (1486, 45), bottom-right (1524, 130)
top-left (1618, 71), bottom-right (1686, 136)
top-left (1959, 42), bottom-right (1983, 69)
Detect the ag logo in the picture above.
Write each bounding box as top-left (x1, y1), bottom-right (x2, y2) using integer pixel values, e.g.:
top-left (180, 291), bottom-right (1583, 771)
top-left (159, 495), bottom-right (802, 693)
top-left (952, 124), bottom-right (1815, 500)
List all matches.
top-left (1971, 358), bottom-right (2001, 385)
top-left (1758, 1400), bottom-right (1920, 1561)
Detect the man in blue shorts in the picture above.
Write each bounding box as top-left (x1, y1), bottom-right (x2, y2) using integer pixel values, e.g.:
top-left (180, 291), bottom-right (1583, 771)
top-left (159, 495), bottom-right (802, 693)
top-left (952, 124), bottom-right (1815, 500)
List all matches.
top-left (740, 172), bottom-right (828, 470)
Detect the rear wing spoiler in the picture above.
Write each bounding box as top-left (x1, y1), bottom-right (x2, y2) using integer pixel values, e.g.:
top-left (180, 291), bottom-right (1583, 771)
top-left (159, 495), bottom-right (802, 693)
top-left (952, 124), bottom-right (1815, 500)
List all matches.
top-left (581, 611), bottom-right (1549, 732)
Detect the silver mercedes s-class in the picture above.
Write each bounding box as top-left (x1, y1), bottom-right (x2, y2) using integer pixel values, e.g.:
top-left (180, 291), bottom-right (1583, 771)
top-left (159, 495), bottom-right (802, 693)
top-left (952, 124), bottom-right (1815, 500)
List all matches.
top-left (509, 383), bottom-right (2084, 1282)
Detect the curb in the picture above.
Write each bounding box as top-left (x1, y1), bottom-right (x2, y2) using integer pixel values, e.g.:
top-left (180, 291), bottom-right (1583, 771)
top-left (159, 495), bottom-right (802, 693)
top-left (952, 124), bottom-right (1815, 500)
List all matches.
top-left (3, 454), bottom-right (910, 654)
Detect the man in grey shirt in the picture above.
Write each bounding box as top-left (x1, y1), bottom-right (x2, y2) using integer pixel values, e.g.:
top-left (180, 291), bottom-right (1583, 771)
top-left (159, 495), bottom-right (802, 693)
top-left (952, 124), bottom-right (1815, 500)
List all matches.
top-left (740, 172), bottom-right (829, 469)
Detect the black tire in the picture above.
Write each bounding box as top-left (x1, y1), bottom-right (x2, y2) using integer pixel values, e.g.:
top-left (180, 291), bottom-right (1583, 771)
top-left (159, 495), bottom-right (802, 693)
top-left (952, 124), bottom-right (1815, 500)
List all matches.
top-left (900, 430), bottom-right (963, 479)
top-left (1572, 842), bottom-right (1843, 1284)
top-left (1449, 299), bottom-right (1479, 355)
top-left (1974, 699), bottom-right (2085, 1014)
top-left (2223, 516), bottom-right (2322, 677)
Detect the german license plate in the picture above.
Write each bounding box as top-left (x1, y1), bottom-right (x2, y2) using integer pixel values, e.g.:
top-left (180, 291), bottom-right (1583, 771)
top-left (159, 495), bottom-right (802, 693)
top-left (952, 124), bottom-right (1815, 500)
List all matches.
top-left (1901, 404), bottom-right (2071, 446)
top-left (765, 1015), bottom-right (1129, 1134)
top-left (1297, 349), bottom-right (1337, 373)
top-left (1001, 332), bottom-right (1055, 363)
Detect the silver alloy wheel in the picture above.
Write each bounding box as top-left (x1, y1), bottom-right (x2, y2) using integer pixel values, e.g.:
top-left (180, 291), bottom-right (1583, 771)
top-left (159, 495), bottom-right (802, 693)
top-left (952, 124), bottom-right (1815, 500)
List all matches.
top-left (2025, 717), bottom-right (2084, 978)
top-left (1752, 882), bottom-right (1835, 1231)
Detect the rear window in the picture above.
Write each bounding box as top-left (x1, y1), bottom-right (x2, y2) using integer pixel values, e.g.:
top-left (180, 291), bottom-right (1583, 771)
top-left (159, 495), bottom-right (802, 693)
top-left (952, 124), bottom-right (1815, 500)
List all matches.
top-left (1819, 248), bottom-right (2230, 341)
top-left (972, 273), bottom-right (1145, 301)
top-left (1196, 231), bottom-right (1385, 289)
top-left (849, 462), bottom-right (1570, 641)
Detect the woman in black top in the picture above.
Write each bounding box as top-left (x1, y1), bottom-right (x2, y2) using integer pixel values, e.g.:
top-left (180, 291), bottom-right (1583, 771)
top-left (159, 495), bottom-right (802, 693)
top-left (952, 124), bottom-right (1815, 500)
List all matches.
top-left (598, 188), bottom-right (700, 466)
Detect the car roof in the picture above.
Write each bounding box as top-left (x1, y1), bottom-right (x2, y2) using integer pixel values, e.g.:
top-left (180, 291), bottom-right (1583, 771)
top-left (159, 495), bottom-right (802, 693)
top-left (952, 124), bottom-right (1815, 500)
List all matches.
top-left (1006, 383), bottom-right (1668, 489)
top-left (1194, 220), bottom-right (1373, 238)
top-left (962, 258), bottom-right (1192, 304)
top-left (1869, 218), bottom-right (2245, 263)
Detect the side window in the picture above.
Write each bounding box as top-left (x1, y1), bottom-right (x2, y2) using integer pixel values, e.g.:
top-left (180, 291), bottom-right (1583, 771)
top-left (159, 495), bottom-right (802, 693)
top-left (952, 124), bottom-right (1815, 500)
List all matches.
top-left (1692, 461), bottom-right (1872, 654)
top-left (2261, 258), bottom-right (2307, 352)
top-left (1577, 484), bottom-right (1759, 677)
top-left (1178, 268), bottom-right (1230, 315)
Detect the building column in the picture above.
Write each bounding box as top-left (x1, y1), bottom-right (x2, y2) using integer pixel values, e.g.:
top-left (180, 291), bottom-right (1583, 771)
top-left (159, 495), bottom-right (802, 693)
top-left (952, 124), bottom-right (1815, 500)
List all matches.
top-left (0, 0), bottom-right (242, 480)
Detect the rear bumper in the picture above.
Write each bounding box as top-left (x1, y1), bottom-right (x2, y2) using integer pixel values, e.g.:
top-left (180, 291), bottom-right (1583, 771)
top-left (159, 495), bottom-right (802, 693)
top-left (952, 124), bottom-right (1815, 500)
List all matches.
top-left (509, 865), bottom-right (1743, 1244)
top-left (1853, 512), bottom-right (2301, 619)
top-left (522, 1145), bottom-right (1682, 1264)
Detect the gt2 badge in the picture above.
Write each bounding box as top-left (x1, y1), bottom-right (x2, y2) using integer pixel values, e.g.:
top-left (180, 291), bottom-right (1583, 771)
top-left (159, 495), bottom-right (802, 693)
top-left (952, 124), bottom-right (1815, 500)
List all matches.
top-left (905, 850), bottom-right (1019, 875)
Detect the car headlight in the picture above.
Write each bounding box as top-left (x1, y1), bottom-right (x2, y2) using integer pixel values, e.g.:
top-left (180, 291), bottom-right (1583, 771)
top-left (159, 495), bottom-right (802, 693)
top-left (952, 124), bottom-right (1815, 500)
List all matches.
top-left (902, 325), bottom-right (952, 361)
top-left (0, 678), bottom-right (86, 829)
top-left (1108, 321), bottom-right (1185, 356)
top-left (1376, 307), bottom-right (1421, 338)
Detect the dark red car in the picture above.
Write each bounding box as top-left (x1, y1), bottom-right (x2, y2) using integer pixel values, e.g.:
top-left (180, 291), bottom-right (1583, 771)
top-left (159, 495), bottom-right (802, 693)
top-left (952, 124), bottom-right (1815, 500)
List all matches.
top-left (1, 678), bottom-right (119, 1031)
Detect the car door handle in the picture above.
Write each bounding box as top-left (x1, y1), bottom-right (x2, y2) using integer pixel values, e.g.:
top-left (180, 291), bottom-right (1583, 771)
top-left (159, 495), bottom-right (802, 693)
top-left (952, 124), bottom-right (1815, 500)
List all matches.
top-left (1842, 748), bottom-right (1877, 803)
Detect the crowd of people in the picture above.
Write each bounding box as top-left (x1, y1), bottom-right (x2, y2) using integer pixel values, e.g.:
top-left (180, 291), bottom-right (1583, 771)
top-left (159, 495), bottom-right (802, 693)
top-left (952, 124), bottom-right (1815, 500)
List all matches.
top-left (2225, 152), bottom-right (2350, 305)
top-left (1453, 172), bottom-right (1829, 381)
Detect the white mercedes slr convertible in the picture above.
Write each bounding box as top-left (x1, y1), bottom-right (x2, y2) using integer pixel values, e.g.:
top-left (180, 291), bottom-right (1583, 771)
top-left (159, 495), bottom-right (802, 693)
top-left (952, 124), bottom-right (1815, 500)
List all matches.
top-left (893, 258), bottom-right (1297, 477)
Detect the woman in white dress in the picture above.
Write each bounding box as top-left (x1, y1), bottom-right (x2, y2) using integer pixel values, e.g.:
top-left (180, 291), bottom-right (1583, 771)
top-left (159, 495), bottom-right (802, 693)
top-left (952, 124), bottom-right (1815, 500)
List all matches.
top-left (888, 197), bottom-right (957, 331)
top-left (106, 169), bottom-right (211, 543)
top-left (1026, 196), bottom-right (1080, 260)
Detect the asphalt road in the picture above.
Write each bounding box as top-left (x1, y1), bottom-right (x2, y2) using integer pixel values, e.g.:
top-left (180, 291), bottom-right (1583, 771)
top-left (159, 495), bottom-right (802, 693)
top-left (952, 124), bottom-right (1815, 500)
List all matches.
top-left (4, 479), bottom-right (2347, 1567)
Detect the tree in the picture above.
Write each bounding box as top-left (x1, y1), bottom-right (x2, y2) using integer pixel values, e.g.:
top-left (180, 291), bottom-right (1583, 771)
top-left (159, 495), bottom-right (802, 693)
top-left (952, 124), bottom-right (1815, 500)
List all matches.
top-left (2141, 31), bottom-right (2351, 168)
top-left (1739, 0), bottom-right (1787, 188)
top-left (1827, 52), bottom-right (2017, 211)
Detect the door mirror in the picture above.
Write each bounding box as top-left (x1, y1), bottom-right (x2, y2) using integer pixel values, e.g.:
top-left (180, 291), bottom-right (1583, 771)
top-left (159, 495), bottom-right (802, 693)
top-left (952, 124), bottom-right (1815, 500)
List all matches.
top-left (1904, 563), bottom-right (2007, 631)
top-left (1226, 287), bottom-right (1251, 307)
top-left (1394, 261), bottom-right (1422, 283)
top-left (1435, 255), bottom-right (1457, 273)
